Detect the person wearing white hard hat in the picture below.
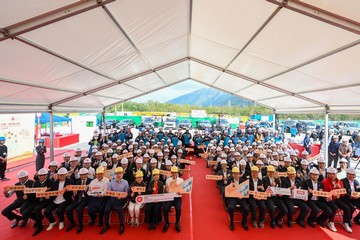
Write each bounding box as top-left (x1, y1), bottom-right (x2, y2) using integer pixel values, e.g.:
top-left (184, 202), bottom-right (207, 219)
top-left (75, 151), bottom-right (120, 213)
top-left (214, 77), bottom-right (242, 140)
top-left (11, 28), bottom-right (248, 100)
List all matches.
top-left (68, 156), bottom-right (80, 181)
top-left (337, 158), bottom-right (348, 173)
top-left (87, 167), bottom-right (110, 227)
top-left (31, 168), bottom-right (54, 236)
top-left (341, 168), bottom-right (360, 226)
top-left (217, 160), bottom-right (231, 207)
top-left (163, 166), bottom-right (184, 233)
top-left (131, 158), bottom-right (146, 184)
top-left (82, 158), bottom-right (95, 179)
top-left (2, 170), bottom-right (33, 228)
top-left (322, 167), bottom-right (352, 232)
top-left (297, 159), bottom-right (310, 182)
top-left (60, 152), bottom-right (71, 169)
top-left (44, 167), bottom-right (74, 232)
top-left (302, 167), bottom-right (332, 228)
top-left (226, 167), bottom-right (250, 231)
top-left (315, 157), bottom-right (327, 182)
top-left (65, 168), bottom-right (92, 233)
top-left (101, 167), bottom-right (129, 235)
top-left (339, 138), bottom-right (352, 166)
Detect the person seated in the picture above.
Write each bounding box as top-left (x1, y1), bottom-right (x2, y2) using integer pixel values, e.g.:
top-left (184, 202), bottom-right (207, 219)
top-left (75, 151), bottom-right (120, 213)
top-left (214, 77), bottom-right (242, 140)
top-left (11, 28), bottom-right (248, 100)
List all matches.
top-left (128, 170), bottom-right (146, 227)
top-left (145, 168), bottom-right (164, 230)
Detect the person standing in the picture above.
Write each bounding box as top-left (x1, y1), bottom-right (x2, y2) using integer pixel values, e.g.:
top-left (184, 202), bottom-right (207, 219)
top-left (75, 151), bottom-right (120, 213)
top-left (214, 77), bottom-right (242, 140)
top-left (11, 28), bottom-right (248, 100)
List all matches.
top-left (35, 139), bottom-right (46, 171)
top-left (328, 135), bottom-right (340, 168)
top-left (303, 131), bottom-right (312, 155)
top-left (0, 136), bottom-right (9, 180)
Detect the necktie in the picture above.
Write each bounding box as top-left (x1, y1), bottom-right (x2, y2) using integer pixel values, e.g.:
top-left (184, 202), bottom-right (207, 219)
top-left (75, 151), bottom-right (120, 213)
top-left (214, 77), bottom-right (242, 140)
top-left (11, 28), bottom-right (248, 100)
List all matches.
top-left (78, 180), bottom-right (85, 202)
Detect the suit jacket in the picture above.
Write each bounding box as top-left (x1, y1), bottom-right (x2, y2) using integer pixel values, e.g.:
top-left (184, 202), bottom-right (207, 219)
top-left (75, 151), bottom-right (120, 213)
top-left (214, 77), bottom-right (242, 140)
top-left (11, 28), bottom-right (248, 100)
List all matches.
top-left (249, 177), bottom-right (264, 199)
top-left (31, 179), bottom-right (53, 202)
top-left (302, 179), bottom-right (325, 201)
top-left (146, 180), bottom-right (164, 194)
top-left (49, 178), bottom-right (74, 202)
top-left (74, 178), bottom-right (93, 200)
top-left (281, 177), bottom-right (302, 199)
top-left (341, 177), bottom-right (360, 200)
top-left (14, 180), bottom-right (34, 202)
top-left (263, 176), bottom-right (280, 189)
top-left (216, 169), bottom-right (232, 187)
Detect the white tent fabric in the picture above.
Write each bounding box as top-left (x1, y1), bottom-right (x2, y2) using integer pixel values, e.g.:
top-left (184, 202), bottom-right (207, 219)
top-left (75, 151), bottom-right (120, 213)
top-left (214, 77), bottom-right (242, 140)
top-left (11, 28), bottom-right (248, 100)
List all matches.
top-left (1, 0), bottom-right (360, 113)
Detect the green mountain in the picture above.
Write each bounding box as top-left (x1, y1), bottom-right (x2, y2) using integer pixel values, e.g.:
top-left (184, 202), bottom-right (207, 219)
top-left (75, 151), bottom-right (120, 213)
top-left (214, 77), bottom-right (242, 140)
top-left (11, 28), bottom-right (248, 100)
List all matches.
top-left (166, 88), bottom-right (253, 107)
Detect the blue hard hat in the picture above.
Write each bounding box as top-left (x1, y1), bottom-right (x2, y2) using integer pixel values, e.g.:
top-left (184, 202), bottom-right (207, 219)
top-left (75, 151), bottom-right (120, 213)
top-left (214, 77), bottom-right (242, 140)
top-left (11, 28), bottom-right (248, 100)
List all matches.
top-left (0, 136), bottom-right (5, 141)
top-left (39, 139), bottom-right (45, 143)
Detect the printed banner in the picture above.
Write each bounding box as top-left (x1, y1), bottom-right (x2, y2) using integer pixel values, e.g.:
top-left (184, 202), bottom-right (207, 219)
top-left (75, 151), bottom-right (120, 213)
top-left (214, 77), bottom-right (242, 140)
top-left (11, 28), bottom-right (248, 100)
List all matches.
top-left (185, 148), bottom-right (194, 152)
top-left (24, 187), bottom-right (47, 194)
top-left (225, 179), bottom-right (249, 199)
top-left (207, 160), bottom-right (218, 165)
top-left (331, 188), bottom-right (347, 195)
top-left (179, 168), bottom-right (191, 173)
top-left (312, 190), bottom-right (332, 198)
top-left (200, 153), bottom-right (209, 158)
top-left (119, 152), bottom-right (133, 159)
top-left (5, 185), bottom-right (25, 191)
top-left (104, 190), bottom-right (127, 198)
top-left (351, 191), bottom-right (360, 198)
top-left (169, 177), bottom-right (193, 194)
top-left (266, 186), bottom-right (291, 196)
top-left (0, 114), bottom-right (35, 159)
top-left (276, 172), bottom-right (288, 177)
top-left (135, 193), bottom-right (177, 204)
top-left (249, 190), bottom-right (271, 200)
top-left (290, 189), bottom-right (308, 201)
top-left (179, 159), bottom-right (196, 165)
top-left (159, 170), bottom-right (171, 176)
top-left (131, 186), bottom-right (146, 193)
top-left (36, 190), bottom-right (65, 198)
top-left (66, 185), bottom-right (87, 191)
top-left (197, 145), bottom-right (206, 149)
top-left (206, 175), bottom-right (223, 180)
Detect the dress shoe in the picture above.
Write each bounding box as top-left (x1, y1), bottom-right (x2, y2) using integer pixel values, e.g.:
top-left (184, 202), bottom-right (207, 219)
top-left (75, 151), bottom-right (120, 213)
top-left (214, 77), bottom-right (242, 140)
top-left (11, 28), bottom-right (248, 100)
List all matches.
top-left (270, 221), bottom-right (276, 229)
top-left (176, 223), bottom-right (181, 232)
top-left (308, 221), bottom-right (315, 228)
top-left (100, 225), bottom-right (109, 234)
top-left (32, 226), bottom-right (43, 236)
top-left (354, 218), bottom-right (360, 226)
top-left (148, 224), bottom-right (152, 230)
top-left (119, 224), bottom-right (124, 235)
top-left (98, 221), bottom-right (103, 227)
top-left (276, 220), bottom-right (283, 229)
top-left (162, 223), bottom-right (169, 233)
top-left (66, 222), bottom-right (76, 232)
top-left (76, 225), bottom-right (83, 234)
top-left (296, 220), bottom-right (306, 228)
top-left (19, 219), bottom-right (28, 229)
top-left (287, 220), bottom-right (293, 228)
top-left (89, 219), bottom-right (95, 227)
top-left (11, 219), bottom-right (19, 228)
top-left (229, 223), bottom-right (234, 231)
top-left (242, 223), bottom-right (249, 231)
top-left (152, 223), bottom-right (156, 230)
top-left (317, 221), bottom-right (325, 228)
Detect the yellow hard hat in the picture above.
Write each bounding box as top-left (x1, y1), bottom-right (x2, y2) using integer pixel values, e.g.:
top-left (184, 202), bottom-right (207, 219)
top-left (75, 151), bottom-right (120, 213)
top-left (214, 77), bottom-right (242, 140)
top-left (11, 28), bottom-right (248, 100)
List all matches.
top-left (171, 166), bottom-right (179, 173)
top-left (152, 168), bottom-right (160, 175)
top-left (114, 167), bottom-right (124, 173)
top-left (287, 166), bottom-right (296, 174)
top-left (96, 166), bottom-right (105, 174)
top-left (232, 167), bottom-right (240, 173)
top-left (251, 166), bottom-right (259, 172)
top-left (135, 170), bottom-right (144, 178)
top-left (267, 165), bottom-right (275, 172)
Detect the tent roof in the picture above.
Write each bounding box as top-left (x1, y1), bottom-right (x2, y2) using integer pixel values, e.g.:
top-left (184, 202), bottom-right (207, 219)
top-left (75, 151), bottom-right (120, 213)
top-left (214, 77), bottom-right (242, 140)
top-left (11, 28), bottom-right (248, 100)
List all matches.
top-left (36, 113), bottom-right (71, 124)
top-left (1, 0), bottom-right (360, 114)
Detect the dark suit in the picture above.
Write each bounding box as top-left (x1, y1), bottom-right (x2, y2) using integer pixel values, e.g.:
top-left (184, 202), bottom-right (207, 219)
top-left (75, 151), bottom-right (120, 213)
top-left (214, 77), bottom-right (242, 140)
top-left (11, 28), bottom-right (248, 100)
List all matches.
top-left (226, 177), bottom-right (250, 226)
top-left (302, 179), bottom-right (331, 225)
top-left (216, 169), bottom-right (232, 206)
top-left (341, 178), bottom-right (360, 221)
top-left (263, 176), bottom-right (288, 222)
top-left (145, 180), bottom-right (164, 225)
top-left (44, 178), bottom-right (74, 223)
top-left (247, 177), bottom-right (266, 222)
top-left (281, 177), bottom-right (310, 223)
top-left (65, 178), bottom-right (92, 226)
top-left (30, 179), bottom-right (53, 227)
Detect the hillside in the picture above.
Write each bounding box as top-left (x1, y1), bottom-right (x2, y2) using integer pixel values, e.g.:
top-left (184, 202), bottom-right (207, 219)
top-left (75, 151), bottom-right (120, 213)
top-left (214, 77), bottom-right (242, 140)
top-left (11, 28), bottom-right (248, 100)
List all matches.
top-left (166, 88), bottom-right (253, 107)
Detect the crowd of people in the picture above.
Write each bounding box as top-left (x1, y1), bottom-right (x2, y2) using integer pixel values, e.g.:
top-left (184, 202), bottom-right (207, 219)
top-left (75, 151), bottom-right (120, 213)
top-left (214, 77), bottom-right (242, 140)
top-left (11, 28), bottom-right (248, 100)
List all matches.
top-left (1, 123), bottom-right (360, 237)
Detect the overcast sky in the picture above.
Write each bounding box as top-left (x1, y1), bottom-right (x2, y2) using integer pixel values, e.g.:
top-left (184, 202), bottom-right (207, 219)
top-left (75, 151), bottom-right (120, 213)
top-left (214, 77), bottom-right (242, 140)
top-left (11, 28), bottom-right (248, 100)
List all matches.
top-left (133, 80), bottom-right (206, 103)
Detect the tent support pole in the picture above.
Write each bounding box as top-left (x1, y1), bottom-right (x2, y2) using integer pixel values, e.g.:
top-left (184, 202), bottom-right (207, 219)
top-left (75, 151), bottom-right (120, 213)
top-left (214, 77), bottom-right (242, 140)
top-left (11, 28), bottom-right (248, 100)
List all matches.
top-left (273, 113), bottom-right (276, 131)
top-left (324, 112), bottom-right (329, 166)
top-left (102, 110), bottom-right (106, 133)
top-left (49, 111), bottom-right (54, 162)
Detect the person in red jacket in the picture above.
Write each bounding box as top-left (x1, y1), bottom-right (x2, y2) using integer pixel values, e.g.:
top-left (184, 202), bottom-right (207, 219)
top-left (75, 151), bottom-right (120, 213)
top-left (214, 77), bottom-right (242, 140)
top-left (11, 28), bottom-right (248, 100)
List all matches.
top-left (322, 167), bottom-right (352, 233)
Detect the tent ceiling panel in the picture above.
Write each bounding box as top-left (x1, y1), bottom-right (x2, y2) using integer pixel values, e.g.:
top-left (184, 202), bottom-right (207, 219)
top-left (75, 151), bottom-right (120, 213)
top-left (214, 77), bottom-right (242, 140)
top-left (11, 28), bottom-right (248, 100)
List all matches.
top-left (301, 88), bottom-right (360, 106)
top-left (126, 73), bottom-right (165, 92)
top-left (302, 0), bottom-right (360, 22)
top-left (58, 95), bottom-right (115, 109)
top-left (244, 9), bottom-right (360, 69)
top-left (157, 61), bottom-right (189, 84)
top-left (190, 35), bottom-right (239, 68)
top-left (259, 95), bottom-right (319, 110)
top-left (236, 84), bottom-right (285, 101)
top-left (296, 44), bottom-right (360, 86)
top-left (107, 0), bottom-right (188, 67)
top-left (213, 73), bottom-right (253, 93)
top-left (94, 84), bottom-right (143, 100)
top-left (0, 88), bottom-right (75, 104)
top-left (190, 61), bottom-right (221, 85)
top-left (0, 40), bottom-right (82, 85)
top-left (0, 0), bottom-right (77, 27)
top-left (139, 35), bottom-right (188, 68)
top-left (192, 0), bottom-right (277, 51)
top-left (228, 51), bottom-right (288, 80)
top-left (265, 71), bottom-right (337, 93)
top-left (22, 8), bottom-right (142, 73)
top-left (0, 82), bottom-right (32, 98)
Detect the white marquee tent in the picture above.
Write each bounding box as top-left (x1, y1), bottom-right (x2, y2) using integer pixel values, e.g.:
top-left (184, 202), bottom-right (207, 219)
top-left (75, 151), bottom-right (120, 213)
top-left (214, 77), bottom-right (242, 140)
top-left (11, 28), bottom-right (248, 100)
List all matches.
top-left (1, 0), bottom-right (360, 158)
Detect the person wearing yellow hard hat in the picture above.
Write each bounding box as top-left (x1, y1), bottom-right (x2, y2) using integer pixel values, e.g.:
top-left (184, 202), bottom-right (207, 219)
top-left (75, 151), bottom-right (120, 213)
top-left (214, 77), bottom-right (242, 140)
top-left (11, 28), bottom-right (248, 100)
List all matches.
top-left (281, 166), bottom-right (310, 229)
top-left (248, 166), bottom-right (266, 229)
top-left (101, 167), bottom-right (129, 235)
top-left (163, 165), bottom-right (184, 233)
top-left (262, 165), bottom-right (287, 229)
top-left (227, 166), bottom-right (250, 231)
top-left (65, 167), bottom-right (92, 234)
top-left (145, 168), bottom-right (164, 230)
top-left (87, 166), bottom-right (110, 228)
top-left (128, 170), bottom-right (146, 228)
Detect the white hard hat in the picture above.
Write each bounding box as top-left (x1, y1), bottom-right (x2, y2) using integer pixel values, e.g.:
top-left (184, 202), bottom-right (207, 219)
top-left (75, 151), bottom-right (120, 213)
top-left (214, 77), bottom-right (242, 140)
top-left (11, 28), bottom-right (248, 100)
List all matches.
top-left (256, 160), bottom-right (264, 165)
top-left (120, 158), bottom-right (128, 164)
top-left (100, 162), bottom-right (108, 167)
top-left (309, 167), bottom-right (319, 175)
top-left (339, 158), bottom-right (348, 163)
top-left (284, 157), bottom-right (292, 163)
top-left (327, 167), bottom-right (337, 174)
top-left (157, 152), bottom-right (163, 157)
top-left (63, 152), bottom-right (70, 158)
top-left (96, 152), bottom-right (103, 156)
top-left (49, 161), bottom-right (59, 167)
top-left (136, 158), bottom-right (143, 164)
top-left (37, 168), bottom-right (48, 175)
top-left (302, 151), bottom-right (309, 155)
top-left (79, 168), bottom-right (89, 175)
top-left (270, 161), bottom-right (278, 167)
top-left (112, 153), bottom-right (119, 158)
top-left (317, 157), bottom-right (326, 163)
top-left (70, 156), bottom-right (78, 162)
top-left (84, 158), bottom-right (92, 164)
top-left (300, 159), bottom-right (309, 165)
top-left (58, 167), bottom-right (68, 175)
top-left (143, 154), bottom-right (150, 158)
top-left (346, 168), bottom-right (356, 175)
top-left (240, 160), bottom-right (247, 166)
top-left (165, 160), bottom-right (172, 166)
top-left (150, 158), bottom-right (157, 164)
top-left (221, 153), bottom-right (227, 158)
top-left (17, 170), bottom-right (28, 178)
top-left (234, 152), bottom-right (240, 156)
top-left (259, 154), bottom-right (266, 159)
top-left (171, 155), bottom-right (177, 159)
top-left (220, 160), bottom-right (227, 165)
